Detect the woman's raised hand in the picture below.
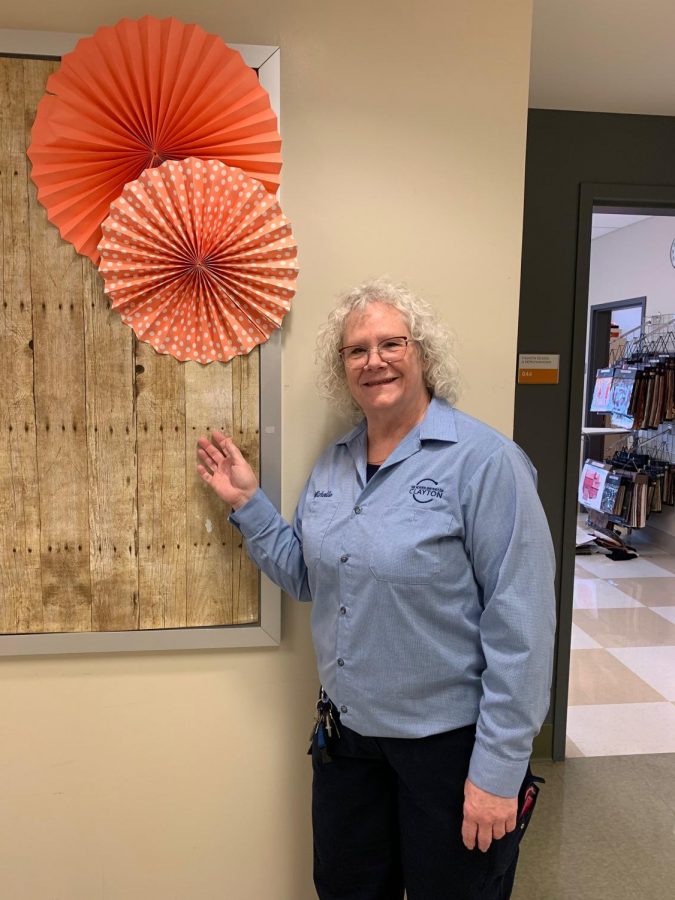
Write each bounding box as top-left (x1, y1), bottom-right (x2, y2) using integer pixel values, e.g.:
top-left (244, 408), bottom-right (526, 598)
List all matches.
top-left (196, 430), bottom-right (259, 510)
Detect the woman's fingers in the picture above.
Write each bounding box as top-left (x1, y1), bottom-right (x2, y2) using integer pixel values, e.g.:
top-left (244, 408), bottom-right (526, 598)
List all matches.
top-left (212, 431), bottom-right (246, 463)
top-left (201, 431), bottom-right (247, 468)
top-left (196, 448), bottom-right (218, 475)
top-left (197, 438), bottom-right (228, 470)
top-left (196, 447), bottom-right (215, 473)
top-left (196, 436), bottom-right (220, 455)
top-left (196, 444), bottom-right (220, 464)
top-left (211, 429), bottom-right (228, 445)
top-left (196, 463), bottom-right (212, 483)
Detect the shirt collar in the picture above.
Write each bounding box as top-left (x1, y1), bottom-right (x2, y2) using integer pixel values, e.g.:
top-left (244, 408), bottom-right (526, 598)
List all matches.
top-left (336, 418), bottom-right (366, 447)
top-left (419, 395), bottom-right (458, 443)
top-left (336, 395), bottom-right (458, 448)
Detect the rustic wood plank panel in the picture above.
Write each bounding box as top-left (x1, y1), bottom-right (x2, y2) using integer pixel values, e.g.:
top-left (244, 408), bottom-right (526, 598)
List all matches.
top-left (0, 58), bottom-right (43, 633)
top-left (25, 57), bottom-right (92, 633)
top-left (231, 350), bottom-right (260, 624)
top-left (1, 54), bottom-right (264, 638)
top-left (136, 341), bottom-right (187, 629)
top-left (185, 361), bottom-right (236, 627)
top-left (83, 267), bottom-right (139, 631)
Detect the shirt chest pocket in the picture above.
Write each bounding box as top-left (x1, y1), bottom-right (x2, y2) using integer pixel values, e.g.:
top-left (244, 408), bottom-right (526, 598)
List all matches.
top-left (369, 505), bottom-right (453, 584)
top-left (301, 497), bottom-right (340, 563)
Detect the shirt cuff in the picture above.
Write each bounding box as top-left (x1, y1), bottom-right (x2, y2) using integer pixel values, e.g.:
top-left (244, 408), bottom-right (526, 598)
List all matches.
top-left (468, 742), bottom-right (529, 798)
top-left (228, 488), bottom-right (278, 537)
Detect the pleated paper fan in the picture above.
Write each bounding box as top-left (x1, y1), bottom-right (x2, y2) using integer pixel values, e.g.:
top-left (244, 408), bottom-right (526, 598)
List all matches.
top-left (97, 158), bottom-right (297, 364)
top-left (28, 16), bottom-right (282, 263)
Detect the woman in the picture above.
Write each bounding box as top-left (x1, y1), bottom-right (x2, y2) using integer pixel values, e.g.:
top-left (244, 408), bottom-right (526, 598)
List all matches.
top-left (197, 278), bottom-right (556, 900)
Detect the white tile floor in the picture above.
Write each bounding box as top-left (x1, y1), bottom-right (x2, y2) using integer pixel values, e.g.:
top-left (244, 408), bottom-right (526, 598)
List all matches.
top-left (573, 554), bottom-right (674, 579)
top-left (569, 622), bottom-right (602, 650)
top-left (608, 646), bottom-right (675, 700)
top-left (566, 702), bottom-right (675, 756)
top-left (572, 579), bottom-right (642, 609)
top-left (652, 606), bottom-right (675, 624)
top-left (569, 536), bottom-right (675, 757)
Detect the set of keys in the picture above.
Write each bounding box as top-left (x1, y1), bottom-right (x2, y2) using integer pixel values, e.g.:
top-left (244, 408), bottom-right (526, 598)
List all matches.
top-left (309, 688), bottom-right (341, 763)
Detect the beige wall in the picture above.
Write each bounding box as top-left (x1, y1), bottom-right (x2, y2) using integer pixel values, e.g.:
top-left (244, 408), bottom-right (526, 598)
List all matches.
top-left (0, 2), bottom-right (533, 897)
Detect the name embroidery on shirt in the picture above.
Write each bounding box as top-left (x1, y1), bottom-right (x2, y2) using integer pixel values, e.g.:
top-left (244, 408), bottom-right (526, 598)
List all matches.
top-left (409, 478), bottom-right (444, 503)
top-left (314, 490), bottom-right (333, 498)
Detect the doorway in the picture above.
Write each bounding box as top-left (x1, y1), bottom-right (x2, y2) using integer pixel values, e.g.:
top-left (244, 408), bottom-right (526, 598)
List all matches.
top-left (515, 111), bottom-right (675, 765)
top-left (567, 209), bottom-right (675, 758)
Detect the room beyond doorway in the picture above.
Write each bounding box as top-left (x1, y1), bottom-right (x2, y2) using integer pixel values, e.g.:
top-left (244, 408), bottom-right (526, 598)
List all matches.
top-left (569, 210), bottom-right (675, 758)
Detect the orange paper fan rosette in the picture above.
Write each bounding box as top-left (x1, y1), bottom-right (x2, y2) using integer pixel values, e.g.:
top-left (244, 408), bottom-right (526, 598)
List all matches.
top-left (28, 16), bottom-right (282, 263)
top-left (97, 158), bottom-right (297, 364)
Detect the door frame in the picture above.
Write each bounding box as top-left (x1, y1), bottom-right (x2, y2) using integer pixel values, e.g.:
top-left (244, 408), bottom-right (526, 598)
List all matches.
top-left (585, 295), bottom-right (646, 428)
top-left (584, 296), bottom-right (646, 460)
top-left (554, 182), bottom-right (675, 759)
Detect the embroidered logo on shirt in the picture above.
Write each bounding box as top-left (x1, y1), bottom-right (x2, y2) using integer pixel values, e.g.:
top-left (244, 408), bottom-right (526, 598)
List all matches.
top-left (409, 478), bottom-right (444, 503)
top-left (314, 490), bottom-right (333, 498)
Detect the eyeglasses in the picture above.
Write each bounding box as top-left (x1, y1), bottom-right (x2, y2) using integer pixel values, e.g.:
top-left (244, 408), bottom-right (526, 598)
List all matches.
top-left (338, 336), bottom-right (415, 369)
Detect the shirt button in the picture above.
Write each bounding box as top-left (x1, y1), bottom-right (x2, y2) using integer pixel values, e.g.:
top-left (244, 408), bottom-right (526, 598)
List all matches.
top-left (337, 657), bottom-right (345, 667)
top-left (340, 705), bottom-right (348, 714)
top-left (340, 554), bottom-right (349, 563)
top-left (340, 606), bottom-right (347, 615)
top-left (354, 506), bottom-right (362, 515)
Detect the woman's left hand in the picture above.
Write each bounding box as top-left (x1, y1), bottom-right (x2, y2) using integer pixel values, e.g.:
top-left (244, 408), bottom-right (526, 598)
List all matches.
top-left (461, 778), bottom-right (518, 852)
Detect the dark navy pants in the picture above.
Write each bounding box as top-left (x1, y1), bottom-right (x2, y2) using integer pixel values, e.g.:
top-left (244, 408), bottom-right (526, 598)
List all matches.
top-left (312, 719), bottom-right (529, 900)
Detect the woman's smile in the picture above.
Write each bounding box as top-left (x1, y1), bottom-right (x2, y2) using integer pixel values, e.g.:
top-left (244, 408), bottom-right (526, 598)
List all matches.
top-left (361, 374), bottom-right (400, 388)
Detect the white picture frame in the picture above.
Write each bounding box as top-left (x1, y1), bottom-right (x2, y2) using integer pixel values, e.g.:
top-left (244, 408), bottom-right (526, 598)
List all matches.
top-left (0, 28), bottom-right (283, 655)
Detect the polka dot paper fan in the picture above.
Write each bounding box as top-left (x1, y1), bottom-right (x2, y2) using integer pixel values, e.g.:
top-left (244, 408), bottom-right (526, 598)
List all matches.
top-left (97, 158), bottom-right (298, 364)
top-left (28, 16), bottom-right (282, 263)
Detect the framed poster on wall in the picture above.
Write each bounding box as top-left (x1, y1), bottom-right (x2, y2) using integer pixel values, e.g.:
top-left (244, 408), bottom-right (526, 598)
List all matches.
top-left (0, 29), bottom-right (282, 655)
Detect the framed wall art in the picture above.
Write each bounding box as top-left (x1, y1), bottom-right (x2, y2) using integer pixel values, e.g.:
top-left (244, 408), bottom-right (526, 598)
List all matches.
top-left (0, 27), bottom-right (285, 655)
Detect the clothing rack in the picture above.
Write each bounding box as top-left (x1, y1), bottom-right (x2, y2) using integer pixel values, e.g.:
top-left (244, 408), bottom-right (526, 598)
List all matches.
top-left (630, 426), bottom-right (673, 454)
top-left (609, 316), bottom-right (675, 366)
top-left (582, 320), bottom-right (675, 553)
top-left (596, 323), bottom-right (675, 435)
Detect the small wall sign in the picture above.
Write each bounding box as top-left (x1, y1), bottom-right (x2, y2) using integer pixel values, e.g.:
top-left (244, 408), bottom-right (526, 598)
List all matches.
top-left (518, 353), bottom-right (560, 385)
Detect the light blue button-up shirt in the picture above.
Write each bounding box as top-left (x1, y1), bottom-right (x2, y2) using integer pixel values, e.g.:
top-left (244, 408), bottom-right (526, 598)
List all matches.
top-left (231, 396), bottom-right (556, 796)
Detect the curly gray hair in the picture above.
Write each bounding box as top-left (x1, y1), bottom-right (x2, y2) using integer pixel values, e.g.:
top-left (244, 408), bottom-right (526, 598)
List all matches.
top-left (315, 277), bottom-right (461, 419)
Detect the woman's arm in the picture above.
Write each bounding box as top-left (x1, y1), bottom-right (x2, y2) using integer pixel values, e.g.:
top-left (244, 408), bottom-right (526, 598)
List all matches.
top-left (460, 442), bottom-right (556, 847)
